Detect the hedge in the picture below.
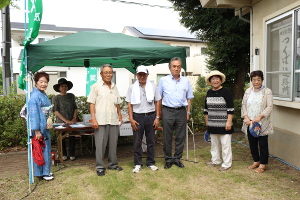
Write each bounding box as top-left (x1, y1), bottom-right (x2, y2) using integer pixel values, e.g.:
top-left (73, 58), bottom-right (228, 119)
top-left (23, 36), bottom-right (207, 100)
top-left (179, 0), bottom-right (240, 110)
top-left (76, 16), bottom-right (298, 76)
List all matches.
top-left (0, 93), bottom-right (243, 150)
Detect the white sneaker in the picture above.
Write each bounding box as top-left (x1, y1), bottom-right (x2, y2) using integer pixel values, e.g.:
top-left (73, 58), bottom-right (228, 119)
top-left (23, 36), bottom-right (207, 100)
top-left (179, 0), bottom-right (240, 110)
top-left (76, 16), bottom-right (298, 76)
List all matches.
top-left (132, 165), bottom-right (142, 173)
top-left (63, 156), bottom-right (68, 161)
top-left (147, 165), bottom-right (158, 171)
top-left (70, 156), bottom-right (76, 161)
top-left (43, 175), bottom-right (54, 181)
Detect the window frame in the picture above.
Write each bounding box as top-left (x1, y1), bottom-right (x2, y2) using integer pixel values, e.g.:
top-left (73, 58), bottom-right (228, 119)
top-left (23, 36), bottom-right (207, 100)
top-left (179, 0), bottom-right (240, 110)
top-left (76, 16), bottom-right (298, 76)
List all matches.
top-left (265, 9), bottom-right (299, 101)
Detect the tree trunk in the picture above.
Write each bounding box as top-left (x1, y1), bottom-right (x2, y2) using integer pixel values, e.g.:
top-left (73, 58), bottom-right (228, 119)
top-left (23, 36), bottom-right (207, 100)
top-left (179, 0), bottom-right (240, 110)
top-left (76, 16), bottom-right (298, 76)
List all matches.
top-left (232, 65), bottom-right (248, 99)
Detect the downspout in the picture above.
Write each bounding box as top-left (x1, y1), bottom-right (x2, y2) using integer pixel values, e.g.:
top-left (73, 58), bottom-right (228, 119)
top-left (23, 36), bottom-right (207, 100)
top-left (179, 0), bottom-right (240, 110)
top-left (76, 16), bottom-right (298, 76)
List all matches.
top-left (239, 8), bottom-right (250, 23)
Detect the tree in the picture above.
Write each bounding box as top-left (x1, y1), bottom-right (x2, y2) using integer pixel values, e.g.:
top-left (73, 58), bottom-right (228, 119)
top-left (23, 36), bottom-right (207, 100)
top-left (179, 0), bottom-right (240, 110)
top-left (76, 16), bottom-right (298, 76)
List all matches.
top-left (169, 0), bottom-right (250, 99)
top-left (0, 66), bottom-right (2, 94)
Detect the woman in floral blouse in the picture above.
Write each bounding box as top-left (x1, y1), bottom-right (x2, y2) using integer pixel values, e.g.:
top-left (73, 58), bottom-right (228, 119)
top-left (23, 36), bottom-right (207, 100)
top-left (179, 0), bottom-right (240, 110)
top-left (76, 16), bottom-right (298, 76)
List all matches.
top-left (241, 70), bottom-right (274, 173)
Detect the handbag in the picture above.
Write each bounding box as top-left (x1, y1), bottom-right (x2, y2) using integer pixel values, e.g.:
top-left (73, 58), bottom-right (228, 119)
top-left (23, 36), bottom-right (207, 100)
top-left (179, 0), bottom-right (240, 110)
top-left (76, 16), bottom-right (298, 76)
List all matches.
top-left (204, 131), bottom-right (211, 142)
top-left (249, 122), bottom-right (261, 137)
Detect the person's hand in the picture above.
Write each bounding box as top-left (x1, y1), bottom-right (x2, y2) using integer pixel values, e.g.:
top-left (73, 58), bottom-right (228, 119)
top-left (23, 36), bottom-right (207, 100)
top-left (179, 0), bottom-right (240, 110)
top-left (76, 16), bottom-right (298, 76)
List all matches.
top-left (153, 118), bottom-right (160, 129)
top-left (119, 116), bottom-right (123, 126)
top-left (130, 119), bottom-right (139, 131)
top-left (91, 119), bottom-right (98, 129)
top-left (225, 121), bottom-right (232, 131)
top-left (66, 120), bottom-right (74, 124)
top-left (35, 131), bottom-right (42, 140)
top-left (252, 115), bottom-right (262, 123)
top-left (46, 123), bottom-right (52, 129)
top-left (244, 118), bottom-right (251, 126)
top-left (71, 117), bottom-right (77, 123)
top-left (187, 113), bottom-right (190, 122)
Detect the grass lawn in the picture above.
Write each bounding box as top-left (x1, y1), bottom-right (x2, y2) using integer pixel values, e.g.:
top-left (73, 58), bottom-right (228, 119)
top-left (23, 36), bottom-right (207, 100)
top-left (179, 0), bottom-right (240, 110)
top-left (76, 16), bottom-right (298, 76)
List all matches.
top-left (1, 133), bottom-right (300, 200)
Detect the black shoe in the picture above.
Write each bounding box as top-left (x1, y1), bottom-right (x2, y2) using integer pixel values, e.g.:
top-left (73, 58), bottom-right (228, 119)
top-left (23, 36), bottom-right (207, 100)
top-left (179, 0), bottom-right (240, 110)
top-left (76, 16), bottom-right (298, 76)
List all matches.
top-left (164, 162), bottom-right (173, 169)
top-left (173, 161), bottom-right (184, 168)
top-left (97, 170), bottom-right (105, 176)
top-left (108, 166), bottom-right (123, 171)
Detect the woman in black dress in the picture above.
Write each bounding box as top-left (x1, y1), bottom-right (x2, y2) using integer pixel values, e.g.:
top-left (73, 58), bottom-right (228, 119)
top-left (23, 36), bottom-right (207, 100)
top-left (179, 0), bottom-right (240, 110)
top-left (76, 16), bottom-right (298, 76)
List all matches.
top-left (52, 78), bottom-right (78, 161)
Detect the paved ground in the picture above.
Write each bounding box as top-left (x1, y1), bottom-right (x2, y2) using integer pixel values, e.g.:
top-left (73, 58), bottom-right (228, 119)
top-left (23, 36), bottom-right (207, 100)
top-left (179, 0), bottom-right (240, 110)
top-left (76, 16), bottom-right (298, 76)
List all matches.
top-left (0, 132), bottom-right (245, 178)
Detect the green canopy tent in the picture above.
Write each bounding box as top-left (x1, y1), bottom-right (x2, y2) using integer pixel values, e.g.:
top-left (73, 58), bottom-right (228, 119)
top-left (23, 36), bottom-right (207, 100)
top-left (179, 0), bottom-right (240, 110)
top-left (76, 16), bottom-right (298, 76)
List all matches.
top-left (26, 31), bottom-right (187, 73)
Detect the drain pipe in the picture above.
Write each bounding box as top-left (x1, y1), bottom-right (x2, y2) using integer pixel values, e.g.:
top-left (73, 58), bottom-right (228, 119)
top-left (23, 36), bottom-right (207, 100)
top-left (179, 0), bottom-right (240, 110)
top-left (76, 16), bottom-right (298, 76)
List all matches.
top-left (239, 8), bottom-right (250, 23)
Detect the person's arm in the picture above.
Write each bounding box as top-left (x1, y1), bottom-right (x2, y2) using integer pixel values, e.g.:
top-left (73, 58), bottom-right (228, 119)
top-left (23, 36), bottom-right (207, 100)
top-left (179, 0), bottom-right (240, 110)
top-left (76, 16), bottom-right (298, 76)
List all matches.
top-left (225, 114), bottom-right (233, 131)
top-left (128, 102), bottom-right (139, 131)
top-left (153, 100), bottom-right (160, 129)
top-left (205, 114), bottom-right (208, 128)
top-left (29, 93), bottom-right (42, 140)
top-left (186, 99), bottom-right (192, 122)
top-left (54, 111), bottom-right (73, 124)
top-left (116, 104), bottom-right (122, 126)
top-left (90, 103), bottom-right (98, 129)
top-left (71, 109), bottom-right (78, 122)
top-left (241, 89), bottom-right (251, 126)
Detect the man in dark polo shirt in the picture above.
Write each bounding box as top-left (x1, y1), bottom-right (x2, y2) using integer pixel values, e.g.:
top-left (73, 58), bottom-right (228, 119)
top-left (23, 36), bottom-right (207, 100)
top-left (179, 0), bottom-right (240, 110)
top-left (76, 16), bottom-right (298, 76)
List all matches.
top-left (126, 66), bottom-right (161, 173)
top-left (158, 57), bottom-right (194, 169)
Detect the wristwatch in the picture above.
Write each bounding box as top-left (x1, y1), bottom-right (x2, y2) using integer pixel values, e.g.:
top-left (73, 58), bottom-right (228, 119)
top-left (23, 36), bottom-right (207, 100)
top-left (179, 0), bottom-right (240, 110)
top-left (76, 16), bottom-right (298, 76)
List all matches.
top-left (156, 116), bottom-right (160, 119)
top-left (187, 112), bottom-right (191, 115)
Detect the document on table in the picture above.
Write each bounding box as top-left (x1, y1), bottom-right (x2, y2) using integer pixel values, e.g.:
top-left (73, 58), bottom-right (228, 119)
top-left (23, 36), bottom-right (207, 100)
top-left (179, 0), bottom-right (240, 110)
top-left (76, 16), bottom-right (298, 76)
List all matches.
top-left (69, 124), bottom-right (86, 128)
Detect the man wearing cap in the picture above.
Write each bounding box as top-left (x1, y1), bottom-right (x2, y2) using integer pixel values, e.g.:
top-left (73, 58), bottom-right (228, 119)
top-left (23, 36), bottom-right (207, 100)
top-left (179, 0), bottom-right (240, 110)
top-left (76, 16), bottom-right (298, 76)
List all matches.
top-left (87, 64), bottom-right (123, 176)
top-left (52, 78), bottom-right (78, 161)
top-left (158, 57), bottom-right (194, 169)
top-left (126, 66), bottom-right (161, 173)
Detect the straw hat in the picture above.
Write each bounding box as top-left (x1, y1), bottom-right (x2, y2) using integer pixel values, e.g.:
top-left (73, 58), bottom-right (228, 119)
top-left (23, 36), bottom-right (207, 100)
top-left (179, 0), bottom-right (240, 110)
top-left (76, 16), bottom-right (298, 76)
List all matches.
top-left (205, 70), bottom-right (226, 85)
top-left (53, 78), bottom-right (73, 92)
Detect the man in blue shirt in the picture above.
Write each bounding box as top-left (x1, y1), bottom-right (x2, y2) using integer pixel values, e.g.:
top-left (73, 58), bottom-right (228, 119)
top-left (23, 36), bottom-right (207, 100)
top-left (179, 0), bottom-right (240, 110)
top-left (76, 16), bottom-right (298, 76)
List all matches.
top-left (158, 57), bottom-right (194, 169)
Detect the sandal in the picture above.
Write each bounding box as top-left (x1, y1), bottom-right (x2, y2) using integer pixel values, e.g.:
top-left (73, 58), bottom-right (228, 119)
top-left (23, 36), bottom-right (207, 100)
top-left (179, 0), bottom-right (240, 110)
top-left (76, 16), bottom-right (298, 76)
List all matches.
top-left (254, 166), bottom-right (266, 173)
top-left (248, 163), bottom-right (260, 169)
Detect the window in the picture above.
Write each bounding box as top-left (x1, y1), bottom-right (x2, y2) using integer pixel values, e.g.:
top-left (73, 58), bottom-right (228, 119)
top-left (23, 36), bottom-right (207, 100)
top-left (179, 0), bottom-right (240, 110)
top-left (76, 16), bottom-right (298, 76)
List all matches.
top-left (177, 46), bottom-right (190, 57)
top-left (266, 10), bottom-right (300, 101)
top-left (58, 71), bottom-right (67, 78)
top-left (201, 47), bottom-right (208, 55)
top-left (38, 38), bottom-right (52, 43)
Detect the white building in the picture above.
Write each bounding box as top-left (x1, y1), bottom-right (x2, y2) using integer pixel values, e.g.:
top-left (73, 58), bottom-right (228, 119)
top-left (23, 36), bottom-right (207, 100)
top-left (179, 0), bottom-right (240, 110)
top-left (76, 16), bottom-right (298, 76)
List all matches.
top-left (10, 23), bottom-right (208, 97)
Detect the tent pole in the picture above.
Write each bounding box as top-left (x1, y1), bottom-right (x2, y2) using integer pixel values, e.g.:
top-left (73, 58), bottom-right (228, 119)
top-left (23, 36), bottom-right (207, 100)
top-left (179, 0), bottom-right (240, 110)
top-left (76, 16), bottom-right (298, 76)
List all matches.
top-left (184, 70), bottom-right (189, 160)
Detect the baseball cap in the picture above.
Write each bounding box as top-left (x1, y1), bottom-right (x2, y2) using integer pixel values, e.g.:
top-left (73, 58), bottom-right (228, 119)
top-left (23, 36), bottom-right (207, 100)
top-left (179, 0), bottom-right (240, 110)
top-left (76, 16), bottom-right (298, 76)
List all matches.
top-left (136, 66), bottom-right (149, 74)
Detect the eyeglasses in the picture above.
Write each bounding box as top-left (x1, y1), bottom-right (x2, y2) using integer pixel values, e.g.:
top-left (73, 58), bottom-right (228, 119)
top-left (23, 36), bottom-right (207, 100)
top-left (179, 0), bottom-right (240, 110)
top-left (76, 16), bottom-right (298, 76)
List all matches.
top-left (102, 72), bottom-right (113, 75)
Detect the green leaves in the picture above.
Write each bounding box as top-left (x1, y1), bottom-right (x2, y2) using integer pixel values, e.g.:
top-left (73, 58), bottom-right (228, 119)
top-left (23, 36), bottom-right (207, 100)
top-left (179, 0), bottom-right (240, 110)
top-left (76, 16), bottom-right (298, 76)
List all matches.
top-left (169, 0), bottom-right (250, 99)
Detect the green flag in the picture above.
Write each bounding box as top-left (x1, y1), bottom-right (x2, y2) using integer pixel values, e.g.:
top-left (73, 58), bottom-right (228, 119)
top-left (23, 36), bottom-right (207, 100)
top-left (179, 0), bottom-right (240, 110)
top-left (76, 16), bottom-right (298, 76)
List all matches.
top-left (18, 0), bottom-right (43, 90)
top-left (86, 67), bottom-right (98, 96)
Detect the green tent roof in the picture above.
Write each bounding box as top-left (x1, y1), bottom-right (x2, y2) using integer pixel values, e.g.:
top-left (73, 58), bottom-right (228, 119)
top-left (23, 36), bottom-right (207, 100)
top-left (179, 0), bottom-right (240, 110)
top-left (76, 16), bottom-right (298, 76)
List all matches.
top-left (27, 31), bottom-right (186, 73)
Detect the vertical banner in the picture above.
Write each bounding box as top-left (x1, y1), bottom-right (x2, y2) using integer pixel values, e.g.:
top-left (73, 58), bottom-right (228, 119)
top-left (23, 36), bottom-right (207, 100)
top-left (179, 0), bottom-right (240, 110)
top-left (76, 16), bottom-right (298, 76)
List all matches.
top-left (18, 0), bottom-right (43, 185)
top-left (279, 25), bottom-right (292, 97)
top-left (18, 0), bottom-right (43, 90)
top-left (86, 67), bottom-right (98, 96)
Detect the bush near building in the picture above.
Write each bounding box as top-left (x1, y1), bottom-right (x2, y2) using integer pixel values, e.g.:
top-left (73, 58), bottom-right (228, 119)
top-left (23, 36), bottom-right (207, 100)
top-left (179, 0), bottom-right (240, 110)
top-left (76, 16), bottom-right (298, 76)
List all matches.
top-left (0, 91), bottom-right (242, 150)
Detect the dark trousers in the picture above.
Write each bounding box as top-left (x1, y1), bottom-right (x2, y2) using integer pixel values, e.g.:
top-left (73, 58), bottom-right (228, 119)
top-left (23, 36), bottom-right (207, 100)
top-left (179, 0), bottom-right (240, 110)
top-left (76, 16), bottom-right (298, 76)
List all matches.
top-left (247, 128), bottom-right (269, 164)
top-left (62, 135), bottom-right (75, 157)
top-left (133, 113), bottom-right (156, 166)
top-left (162, 106), bottom-right (187, 163)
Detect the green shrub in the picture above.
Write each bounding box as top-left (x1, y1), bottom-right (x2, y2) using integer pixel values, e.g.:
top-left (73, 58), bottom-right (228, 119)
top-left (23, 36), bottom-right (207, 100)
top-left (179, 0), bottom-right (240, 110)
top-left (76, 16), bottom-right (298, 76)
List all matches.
top-left (0, 94), bottom-right (26, 150)
top-left (189, 91), bottom-right (207, 132)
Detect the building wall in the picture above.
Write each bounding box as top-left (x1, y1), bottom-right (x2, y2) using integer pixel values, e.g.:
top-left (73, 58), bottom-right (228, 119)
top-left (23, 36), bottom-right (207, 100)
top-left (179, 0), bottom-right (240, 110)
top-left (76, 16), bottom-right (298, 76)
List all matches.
top-left (252, 0), bottom-right (300, 167)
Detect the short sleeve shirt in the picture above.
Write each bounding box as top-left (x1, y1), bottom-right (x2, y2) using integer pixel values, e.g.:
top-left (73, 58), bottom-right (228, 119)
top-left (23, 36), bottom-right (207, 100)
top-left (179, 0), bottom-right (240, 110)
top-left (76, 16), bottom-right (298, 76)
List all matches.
top-left (87, 80), bottom-right (121, 125)
top-left (158, 74), bottom-right (194, 107)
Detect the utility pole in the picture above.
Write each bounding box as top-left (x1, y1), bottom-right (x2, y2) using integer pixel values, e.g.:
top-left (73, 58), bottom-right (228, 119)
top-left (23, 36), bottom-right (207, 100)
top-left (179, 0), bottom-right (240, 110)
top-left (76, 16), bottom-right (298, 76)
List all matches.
top-left (1, 6), bottom-right (12, 95)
